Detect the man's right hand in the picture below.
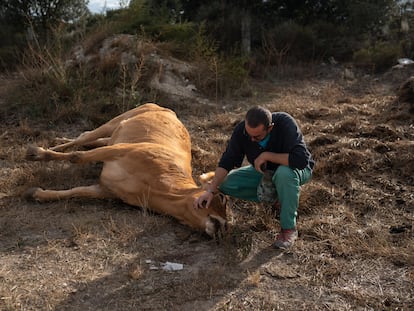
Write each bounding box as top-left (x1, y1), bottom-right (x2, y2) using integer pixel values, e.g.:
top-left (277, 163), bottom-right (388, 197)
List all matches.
top-left (194, 167), bottom-right (228, 209)
top-left (193, 191), bottom-right (214, 209)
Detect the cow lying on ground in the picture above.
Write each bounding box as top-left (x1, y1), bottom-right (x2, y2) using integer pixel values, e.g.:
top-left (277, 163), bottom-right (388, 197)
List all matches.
top-left (25, 103), bottom-right (227, 237)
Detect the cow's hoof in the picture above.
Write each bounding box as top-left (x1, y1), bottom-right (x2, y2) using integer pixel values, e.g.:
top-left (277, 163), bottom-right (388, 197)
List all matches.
top-left (25, 145), bottom-right (43, 161)
top-left (24, 187), bottom-right (42, 201)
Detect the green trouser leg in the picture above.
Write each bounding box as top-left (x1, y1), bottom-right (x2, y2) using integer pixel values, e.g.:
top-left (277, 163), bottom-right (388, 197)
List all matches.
top-left (219, 165), bottom-right (312, 229)
top-left (219, 165), bottom-right (263, 202)
top-left (273, 166), bottom-right (312, 229)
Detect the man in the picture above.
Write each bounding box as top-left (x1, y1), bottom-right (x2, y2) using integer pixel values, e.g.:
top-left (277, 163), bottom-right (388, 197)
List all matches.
top-left (194, 106), bottom-right (314, 249)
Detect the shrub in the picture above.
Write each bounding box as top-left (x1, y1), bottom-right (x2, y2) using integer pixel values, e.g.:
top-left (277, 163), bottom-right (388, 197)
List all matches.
top-left (259, 20), bottom-right (332, 71)
top-left (353, 41), bottom-right (401, 72)
top-left (311, 21), bottom-right (355, 61)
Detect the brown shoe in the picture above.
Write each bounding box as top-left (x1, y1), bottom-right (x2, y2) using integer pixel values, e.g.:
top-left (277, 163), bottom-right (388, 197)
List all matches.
top-left (273, 229), bottom-right (298, 249)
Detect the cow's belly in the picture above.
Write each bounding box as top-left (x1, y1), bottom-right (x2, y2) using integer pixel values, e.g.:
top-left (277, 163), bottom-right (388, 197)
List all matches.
top-left (99, 161), bottom-right (177, 209)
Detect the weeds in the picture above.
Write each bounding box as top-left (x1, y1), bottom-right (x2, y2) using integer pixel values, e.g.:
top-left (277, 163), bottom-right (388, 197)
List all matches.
top-left (119, 50), bottom-right (146, 112)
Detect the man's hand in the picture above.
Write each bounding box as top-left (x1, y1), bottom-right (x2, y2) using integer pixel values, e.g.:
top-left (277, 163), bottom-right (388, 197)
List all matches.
top-left (194, 167), bottom-right (228, 209)
top-left (254, 152), bottom-right (269, 173)
top-left (254, 152), bottom-right (290, 172)
top-left (193, 191), bottom-right (214, 209)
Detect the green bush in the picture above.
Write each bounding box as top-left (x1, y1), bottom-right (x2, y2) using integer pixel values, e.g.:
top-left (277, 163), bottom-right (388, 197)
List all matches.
top-left (157, 23), bottom-right (196, 43)
top-left (0, 26), bottom-right (27, 70)
top-left (353, 48), bottom-right (373, 68)
top-left (220, 56), bottom-right (249, 93)
top-left (353, 42), bottom-right (401, 72)
top-left (311, 21), bottom-right (354, 61)
top-left (152, 22), bottom-right (198, 59)
top-left (260, 21), bottom-right (321, 65)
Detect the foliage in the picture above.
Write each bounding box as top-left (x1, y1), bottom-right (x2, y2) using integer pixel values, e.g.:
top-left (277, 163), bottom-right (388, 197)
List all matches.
top-left (179, 0), bottom-right (398, 62)
top-left (0, 0), bottom-right (89, 35)
top-left (310, 20), bottom-right (353, 61)
top-left (105, 1), bottom-right (152, 34)
top-left (156, 22), bottom-right (196, 44)
top-left (260, 21), bottom-right (316, 65)
top-left (2, 0), bottom-right (414, 104)
top-left (0, 0), bottom-right (89, 69)
top-left (353, 41), bottom-right (401, 72)
top-left (220, 55), bottom-right (250, 95)
top-left (1, 0), bottom-right (410, 71)
top-left (181, 23), bottom-right (248, 98)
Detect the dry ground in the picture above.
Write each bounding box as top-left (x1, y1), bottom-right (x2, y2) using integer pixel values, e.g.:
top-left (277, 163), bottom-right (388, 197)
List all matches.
top-left (0, 65), bottom-right (413, 310)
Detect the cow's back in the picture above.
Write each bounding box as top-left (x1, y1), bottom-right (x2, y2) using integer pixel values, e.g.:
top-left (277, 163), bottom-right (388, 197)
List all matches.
top-left (107, 103), bottom-right (192, 175)
top-left (111, 104), bottom-right (190, 149)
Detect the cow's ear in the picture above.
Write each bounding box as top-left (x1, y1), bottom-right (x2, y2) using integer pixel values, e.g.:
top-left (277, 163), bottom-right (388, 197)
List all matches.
top-left (199, 171), bottom-right (215, 187)
top-left (217, 193), bottom-right (227, 206)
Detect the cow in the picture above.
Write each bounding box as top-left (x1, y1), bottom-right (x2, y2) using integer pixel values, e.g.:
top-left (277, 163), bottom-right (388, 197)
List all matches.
top-left (25, 103), bottom-right (227, 237)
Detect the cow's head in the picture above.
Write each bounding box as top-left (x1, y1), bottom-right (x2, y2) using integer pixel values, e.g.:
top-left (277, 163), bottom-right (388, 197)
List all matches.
top-left (204, 192), bottom-right (228, 239)
top-left (197, 171), bottom-right (229, 238)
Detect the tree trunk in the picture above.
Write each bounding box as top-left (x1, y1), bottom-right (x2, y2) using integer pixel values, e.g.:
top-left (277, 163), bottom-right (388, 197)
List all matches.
top-left (241, 9), bottom-right (251, 56)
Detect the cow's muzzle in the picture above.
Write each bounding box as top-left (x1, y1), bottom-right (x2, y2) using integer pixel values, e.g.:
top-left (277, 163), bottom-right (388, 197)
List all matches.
top-left (205, 215), bottom-right (228, 241)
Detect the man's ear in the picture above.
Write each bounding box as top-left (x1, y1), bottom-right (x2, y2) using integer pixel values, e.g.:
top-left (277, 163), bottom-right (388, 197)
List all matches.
top-left (268, 123), bottom-right (274, 131)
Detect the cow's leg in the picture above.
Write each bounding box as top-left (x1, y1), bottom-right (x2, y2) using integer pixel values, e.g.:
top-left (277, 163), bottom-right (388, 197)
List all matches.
top-left (53, 137), bottom-right (112, 151)
top-left (50, 103), bottom-right (168, 151)
top-left (50, 126), bottom-right (115, 151)
top-left (25, 184), bottom-right (115, 202)
top-left (50, 106), bottom-right (150, 151)
top-left (26, 144), bottom-right (135, 163)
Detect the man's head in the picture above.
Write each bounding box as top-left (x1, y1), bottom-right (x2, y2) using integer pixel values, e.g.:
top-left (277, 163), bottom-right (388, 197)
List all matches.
top-left (245, 106), bottom-right (274, 142)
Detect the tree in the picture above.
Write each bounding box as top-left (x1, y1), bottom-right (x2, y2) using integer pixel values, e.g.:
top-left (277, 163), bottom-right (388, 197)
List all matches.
top-left (0, 0), bottom-right (89, 69)
top-left (179, 0), bottom-right (397, 60)
top-left (1, 0), bottom-right (89, 39)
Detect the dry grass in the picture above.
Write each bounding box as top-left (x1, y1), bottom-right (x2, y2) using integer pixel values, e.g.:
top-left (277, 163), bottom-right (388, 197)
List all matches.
top-left (0, 67), bottom-right (413, 310)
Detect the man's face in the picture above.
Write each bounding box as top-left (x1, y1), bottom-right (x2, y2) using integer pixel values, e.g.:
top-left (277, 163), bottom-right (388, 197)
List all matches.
top-left (244, 123), bottom-right (273, 142)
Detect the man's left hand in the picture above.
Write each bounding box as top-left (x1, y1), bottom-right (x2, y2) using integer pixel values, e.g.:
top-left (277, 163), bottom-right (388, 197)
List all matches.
top-left (254, 152), bottom-right (269, 173)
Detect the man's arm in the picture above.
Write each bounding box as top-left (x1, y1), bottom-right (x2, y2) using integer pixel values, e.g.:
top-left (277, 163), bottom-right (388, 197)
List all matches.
top-left (254, 152), bottom-right (289, 173)
top-left (207, 167), bottom-right (228, 193)
top-left (194, 167), bottom-right (228, 209)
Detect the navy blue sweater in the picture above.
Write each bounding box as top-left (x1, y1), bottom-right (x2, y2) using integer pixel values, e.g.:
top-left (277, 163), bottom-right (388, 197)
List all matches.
top-left (218, 112), bottom-right (314, 172)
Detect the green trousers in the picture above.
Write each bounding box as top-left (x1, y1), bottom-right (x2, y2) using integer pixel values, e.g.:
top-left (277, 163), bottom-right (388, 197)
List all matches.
top-left (219, 165), bottom-right (312, 229)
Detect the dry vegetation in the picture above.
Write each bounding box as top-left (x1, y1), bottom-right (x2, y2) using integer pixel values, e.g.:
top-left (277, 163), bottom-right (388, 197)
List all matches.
top-left (0, 57), bottom-right (413, 310)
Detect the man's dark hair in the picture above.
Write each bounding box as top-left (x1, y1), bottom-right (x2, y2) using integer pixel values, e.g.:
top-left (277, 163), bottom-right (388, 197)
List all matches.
top-left (245, 106), bottom-right (272, 128)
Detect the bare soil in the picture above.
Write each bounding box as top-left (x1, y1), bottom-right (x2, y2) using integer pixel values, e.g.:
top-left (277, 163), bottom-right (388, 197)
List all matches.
top-left (0, 65), bottom-right (413, 310)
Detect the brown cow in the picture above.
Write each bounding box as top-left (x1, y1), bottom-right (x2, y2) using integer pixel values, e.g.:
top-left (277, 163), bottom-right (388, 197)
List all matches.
top-left (25, 103), bottom-right (227, 237)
